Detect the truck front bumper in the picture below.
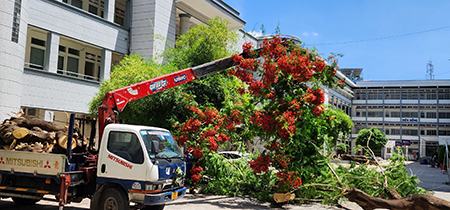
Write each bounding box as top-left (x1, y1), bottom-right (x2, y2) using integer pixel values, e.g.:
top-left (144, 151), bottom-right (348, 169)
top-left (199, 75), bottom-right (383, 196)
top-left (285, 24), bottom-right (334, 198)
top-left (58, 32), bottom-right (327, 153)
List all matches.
top-left (143, 187), bottom-right (187, 206)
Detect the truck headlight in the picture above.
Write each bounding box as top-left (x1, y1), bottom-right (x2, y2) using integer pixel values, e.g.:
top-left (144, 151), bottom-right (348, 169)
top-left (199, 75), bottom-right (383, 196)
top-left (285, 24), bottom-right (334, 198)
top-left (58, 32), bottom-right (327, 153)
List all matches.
top-left (145, 184), bottom-right (162, 191)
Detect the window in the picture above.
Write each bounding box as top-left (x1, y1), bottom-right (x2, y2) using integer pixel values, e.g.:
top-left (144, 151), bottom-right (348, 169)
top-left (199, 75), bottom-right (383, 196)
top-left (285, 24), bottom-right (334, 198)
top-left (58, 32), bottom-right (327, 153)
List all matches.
top-left (402, 129), bottom-right (418, 136)
top-left (426, 112), bottom-right (437, 118)
top-left (107, 131), bottom-right (144, 164)
top-left (25, 27), bottom-right (48, 70)
top-left (88, 0), bottom-right (104, 17)
top-left (114, 0), bottom-right (127, 26)
top-left (63, 0), bottom-right (104, 18)
top-left (427, 130), bottom-right (437, 136)
top-left (11, 0), bottom-right (22, 43)
top-left (438, 89), bottom-right (450, 100)
top-left (57, 37), bottom-right (102, 81)
top-left (439, 112), bottom-right (450, 119)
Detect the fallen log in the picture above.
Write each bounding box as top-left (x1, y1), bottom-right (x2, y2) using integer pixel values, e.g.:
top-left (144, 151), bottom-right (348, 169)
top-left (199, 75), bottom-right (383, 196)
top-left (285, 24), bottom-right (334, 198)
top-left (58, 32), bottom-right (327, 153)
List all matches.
top-left (340, 154), bottom-right (376, 164)
top-left (345, 188), bottom-right (450, 210)
top-left (10, 116), bottom-right (66, 132)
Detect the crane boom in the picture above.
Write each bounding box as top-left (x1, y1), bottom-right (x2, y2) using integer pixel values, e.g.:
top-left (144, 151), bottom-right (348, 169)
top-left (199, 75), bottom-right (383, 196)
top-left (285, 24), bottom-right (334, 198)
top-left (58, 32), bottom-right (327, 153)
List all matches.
top-left (97, 55), bottom-right (237, 140)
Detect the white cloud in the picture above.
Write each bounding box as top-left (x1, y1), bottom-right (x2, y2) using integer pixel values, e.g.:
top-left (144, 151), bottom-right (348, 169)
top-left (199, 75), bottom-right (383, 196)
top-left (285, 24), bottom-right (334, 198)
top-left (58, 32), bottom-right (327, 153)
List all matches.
top-left (248, 30), bottom-right (264, 38)
top-left (301, 32), bottom-right (319, 37)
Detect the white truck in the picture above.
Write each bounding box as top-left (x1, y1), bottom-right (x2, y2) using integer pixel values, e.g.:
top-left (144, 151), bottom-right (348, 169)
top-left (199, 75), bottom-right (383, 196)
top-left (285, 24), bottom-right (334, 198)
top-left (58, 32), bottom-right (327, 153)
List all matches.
top-left (0, 40), bottom-right (272, 209)
top-left (0, 124), bottom-right (186, 210)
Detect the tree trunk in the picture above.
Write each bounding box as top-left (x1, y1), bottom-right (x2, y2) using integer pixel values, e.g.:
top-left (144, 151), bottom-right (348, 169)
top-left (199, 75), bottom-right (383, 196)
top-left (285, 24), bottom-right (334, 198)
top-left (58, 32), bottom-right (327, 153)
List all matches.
top-left (345, 188), bottom-right (450, 210)
top-left (10, 117), bottom-right (66, 132)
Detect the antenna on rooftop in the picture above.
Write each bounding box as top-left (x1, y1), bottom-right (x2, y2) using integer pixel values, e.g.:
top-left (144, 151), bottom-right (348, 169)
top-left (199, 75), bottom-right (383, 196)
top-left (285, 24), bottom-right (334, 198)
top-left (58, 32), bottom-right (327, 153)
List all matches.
top-left (426, 61), bottom-right (434, 80)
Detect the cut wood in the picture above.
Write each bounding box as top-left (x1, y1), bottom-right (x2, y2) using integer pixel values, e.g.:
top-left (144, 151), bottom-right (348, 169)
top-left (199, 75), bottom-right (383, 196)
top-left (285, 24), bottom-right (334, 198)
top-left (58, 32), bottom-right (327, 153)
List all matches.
top-left (10, 117), bottom-right (66, 132)
top-left (57, 135), bottom-right (77, 150)
top-left (345, 188), bottom-right (450, 210)
top-left (12, 127), bottom-right (29, 139)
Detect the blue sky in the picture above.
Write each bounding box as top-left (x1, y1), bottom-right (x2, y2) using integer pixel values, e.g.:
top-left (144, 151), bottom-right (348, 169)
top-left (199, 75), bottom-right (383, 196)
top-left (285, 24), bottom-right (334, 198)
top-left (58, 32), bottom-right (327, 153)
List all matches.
top-left (225, 0), bottom-right (450, 80)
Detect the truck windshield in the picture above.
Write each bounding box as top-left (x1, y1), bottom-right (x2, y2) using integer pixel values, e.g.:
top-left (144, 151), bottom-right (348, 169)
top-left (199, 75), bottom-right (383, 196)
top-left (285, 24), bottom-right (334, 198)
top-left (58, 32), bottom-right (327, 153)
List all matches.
top-left (140, 130), bottom-right (183, 159)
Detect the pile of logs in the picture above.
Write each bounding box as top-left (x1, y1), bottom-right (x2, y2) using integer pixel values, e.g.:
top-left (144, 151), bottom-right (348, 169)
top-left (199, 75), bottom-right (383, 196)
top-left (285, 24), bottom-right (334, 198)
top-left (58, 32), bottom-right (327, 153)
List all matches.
top-left (0, 115), bottom-right (87, 154)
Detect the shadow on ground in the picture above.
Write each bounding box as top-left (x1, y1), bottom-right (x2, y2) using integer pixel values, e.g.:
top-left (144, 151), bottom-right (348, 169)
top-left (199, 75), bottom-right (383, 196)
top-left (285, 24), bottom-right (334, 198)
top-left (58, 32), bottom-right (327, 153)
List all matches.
top-left (406, 161), bottom-right (450, 192)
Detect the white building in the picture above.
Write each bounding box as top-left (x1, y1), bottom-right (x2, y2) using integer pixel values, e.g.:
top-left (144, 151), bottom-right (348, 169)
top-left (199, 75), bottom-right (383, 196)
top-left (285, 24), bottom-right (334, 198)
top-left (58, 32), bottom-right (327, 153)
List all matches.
top-left (352, 79), bottom-right (450, 159)
top-left (0, 0), bottom-right (257, 126)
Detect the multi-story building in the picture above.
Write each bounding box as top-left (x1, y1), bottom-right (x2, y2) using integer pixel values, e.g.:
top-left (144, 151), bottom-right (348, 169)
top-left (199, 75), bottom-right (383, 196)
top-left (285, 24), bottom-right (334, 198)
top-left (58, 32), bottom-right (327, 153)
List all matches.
top-left (0, 0), bottom-right (257, 127)
top-left (351, 80), bottom-right (450, 159)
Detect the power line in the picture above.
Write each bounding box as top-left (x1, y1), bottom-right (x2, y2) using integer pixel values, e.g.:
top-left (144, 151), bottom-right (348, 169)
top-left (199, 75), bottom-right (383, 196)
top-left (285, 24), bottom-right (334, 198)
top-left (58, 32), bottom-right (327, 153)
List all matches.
top-left (305, 25), bottom-right (450, 47)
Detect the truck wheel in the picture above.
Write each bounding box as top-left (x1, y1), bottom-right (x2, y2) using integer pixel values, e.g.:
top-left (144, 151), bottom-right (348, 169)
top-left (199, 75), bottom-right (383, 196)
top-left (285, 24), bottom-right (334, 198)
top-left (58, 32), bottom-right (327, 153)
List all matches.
top-left (142, 205), bottom-right (165, 210)
top-left (99, 187), bottom-right (129, 210)
top-left (12, 197), bottom-right (41, 205)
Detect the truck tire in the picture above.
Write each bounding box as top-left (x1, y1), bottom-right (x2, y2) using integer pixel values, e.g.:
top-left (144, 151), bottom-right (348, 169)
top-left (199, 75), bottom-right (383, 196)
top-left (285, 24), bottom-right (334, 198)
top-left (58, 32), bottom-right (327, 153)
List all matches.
top-left (12, 197), bottom-right (40, 205)
top-left (142, 205), bottom-right (165, 210)
top-left (98, 187), bottom-right (129, 210)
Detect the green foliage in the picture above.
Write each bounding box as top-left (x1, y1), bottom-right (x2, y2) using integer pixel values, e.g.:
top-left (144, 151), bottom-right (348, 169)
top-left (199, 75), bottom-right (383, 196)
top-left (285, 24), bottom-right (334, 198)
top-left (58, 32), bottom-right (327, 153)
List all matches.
top-left (89, 18), bottom-right (245, 128)
top-left (356, 128), bottom-right (388, 153)
top-left (165, 18), bottom-right (237, 69)
top-left (297, 149), bottom-right (425, 204)
top-left (201, 153), bottom-right (277, 202)
top-left (89, 55), bottom-right (188, 128)
top-left (165, 18), bottom-right (241, 110)
top-left (319, 108), bottom-right (353, 153)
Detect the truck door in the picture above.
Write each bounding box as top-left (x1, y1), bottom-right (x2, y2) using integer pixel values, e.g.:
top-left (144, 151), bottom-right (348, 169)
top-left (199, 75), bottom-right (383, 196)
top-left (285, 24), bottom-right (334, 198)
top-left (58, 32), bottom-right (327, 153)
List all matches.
top-left (97, 130), bottom-right (149, 184)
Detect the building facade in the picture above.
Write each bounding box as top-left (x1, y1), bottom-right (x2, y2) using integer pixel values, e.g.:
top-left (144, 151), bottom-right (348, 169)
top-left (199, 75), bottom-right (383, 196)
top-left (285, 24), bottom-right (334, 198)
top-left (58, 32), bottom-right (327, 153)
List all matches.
top-left (351, 80), bottom-right (450, 159)
top-left (0, 0), bottom-right (256, 124)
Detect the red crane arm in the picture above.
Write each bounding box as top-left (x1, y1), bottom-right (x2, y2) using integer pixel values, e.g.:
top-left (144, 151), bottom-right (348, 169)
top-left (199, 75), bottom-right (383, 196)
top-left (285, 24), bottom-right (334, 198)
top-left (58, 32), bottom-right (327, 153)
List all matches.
top-left (97, 55), bottom-right (238, 140)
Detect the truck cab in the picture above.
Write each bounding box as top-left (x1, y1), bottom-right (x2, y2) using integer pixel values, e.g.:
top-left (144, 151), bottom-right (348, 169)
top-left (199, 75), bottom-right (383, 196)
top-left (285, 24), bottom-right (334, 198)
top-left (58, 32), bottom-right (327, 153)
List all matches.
top-left (93, 124), bottom-right (186, 210)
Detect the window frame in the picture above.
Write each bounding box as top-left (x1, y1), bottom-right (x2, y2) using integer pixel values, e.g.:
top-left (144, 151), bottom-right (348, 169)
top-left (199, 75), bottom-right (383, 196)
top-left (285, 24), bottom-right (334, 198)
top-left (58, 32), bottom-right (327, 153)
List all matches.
top-left (106, 131), bottom-right (145, 164)
top-left (57, 37), bottom-right (102, 81)
top-left (25, 27), bottom-right (48, 70)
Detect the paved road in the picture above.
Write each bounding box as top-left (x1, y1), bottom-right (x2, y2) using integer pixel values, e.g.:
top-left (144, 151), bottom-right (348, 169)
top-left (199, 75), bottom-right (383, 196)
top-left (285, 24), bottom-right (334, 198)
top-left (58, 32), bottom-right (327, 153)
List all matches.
top-left (406, 161), bottom-right (450, 200)
top-left (0, 194), bottom-right (338, 210)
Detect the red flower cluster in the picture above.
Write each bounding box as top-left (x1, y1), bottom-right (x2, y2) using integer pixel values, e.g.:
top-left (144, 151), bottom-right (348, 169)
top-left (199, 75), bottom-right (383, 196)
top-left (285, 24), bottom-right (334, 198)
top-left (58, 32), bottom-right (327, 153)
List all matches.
top-left (190, 165), bottom-right (203, 183)
top-left (217, 133), bottom-right (230, 142)
top-left (191, 147), bottom-right (203, 159)
top-left (277, 53), bottom-right (314, 82)
top-left (276, 155), bottom-right (289, 169)
top-left (276, 171), bottom-right (303, 189)
top-left (262, 61), bottom-right (279, 86)
top-left (182, 118), bottom-right (202, 132)
top-left (251, 111), bottom-right (276, 132)
top-left (204, 107), bottom-right (219, 123)
top-left (303, 88), bottom-right (325, 105)
top-left (261, 36), bottom-right (284, 58)
top-left (188, 105), bottom-right (206, 119)
top-left (175, 135), bottom-right (188, 145)
top-left (312, 105), bottom-right (325, 116)
top-left (249, 154), bottom-right (271, 174)
top-left (242, 42), bottom-right (253, 54)
top-left (190, 165), bottom-right (203, 174)
top-left (313, 58), bottom-right (326, 73)
top-left (201, 129), bottom-right (217, 138)
top-left (208, 136), bottom-right (218, 151)
top-left (191, 174), bottom-right (202, 183)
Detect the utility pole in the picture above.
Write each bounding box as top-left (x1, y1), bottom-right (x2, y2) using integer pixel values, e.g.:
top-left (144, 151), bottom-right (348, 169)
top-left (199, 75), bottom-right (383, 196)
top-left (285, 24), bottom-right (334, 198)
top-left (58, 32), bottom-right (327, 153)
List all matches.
top-left (426, 61), bottom-right (434, 80)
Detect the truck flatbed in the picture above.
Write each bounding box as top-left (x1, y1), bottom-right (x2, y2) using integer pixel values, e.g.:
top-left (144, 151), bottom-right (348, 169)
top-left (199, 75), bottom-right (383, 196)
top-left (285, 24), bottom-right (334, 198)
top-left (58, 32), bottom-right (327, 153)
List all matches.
top-left (0, 150), bottom-right (67, 176)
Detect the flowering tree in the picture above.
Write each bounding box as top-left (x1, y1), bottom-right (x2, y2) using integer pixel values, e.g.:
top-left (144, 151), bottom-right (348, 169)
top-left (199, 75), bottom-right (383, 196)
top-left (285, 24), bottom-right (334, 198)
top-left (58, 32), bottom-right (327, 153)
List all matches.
top-left (175, 36), bottom-right (340, 194)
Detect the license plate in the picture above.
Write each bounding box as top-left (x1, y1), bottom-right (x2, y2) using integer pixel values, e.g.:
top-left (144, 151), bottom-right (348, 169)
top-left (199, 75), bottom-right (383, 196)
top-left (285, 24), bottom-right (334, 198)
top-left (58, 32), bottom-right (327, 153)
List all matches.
top-left (171, 192), bottom-right (178, 200)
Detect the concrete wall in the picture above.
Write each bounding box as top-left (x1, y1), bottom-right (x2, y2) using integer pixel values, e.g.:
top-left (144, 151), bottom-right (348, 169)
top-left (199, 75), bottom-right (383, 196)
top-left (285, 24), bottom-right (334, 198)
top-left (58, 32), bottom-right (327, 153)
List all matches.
top-left (0, 0), bottom-right (29, 120)
top-left (130, 0), bottom-right (156, 58)
top-left (28, 0), bottom-right (129, 54)
top-left (233, 29), bottom-right (258, 53)
top-left (130, 0), bottom-right (176, 61)
top-left (21, 70), bottom-right (99, 113)
top-left (152, 0), bottom-right (176, 62)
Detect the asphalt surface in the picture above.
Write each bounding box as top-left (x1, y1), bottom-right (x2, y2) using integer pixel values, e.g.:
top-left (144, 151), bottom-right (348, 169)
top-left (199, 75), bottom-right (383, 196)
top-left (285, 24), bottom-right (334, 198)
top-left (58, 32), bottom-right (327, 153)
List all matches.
top-left (2, 161), bottom-right (447, 210)
top-left (0, 194), bottom-right (338, 210)
top-left (405, 161), bottom-right (450, 200)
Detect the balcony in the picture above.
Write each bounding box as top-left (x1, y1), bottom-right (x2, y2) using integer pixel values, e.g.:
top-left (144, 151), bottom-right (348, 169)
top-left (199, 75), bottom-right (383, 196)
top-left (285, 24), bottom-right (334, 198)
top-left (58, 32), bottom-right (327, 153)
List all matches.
top-left (176, 0), bottom-right (245, 30)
